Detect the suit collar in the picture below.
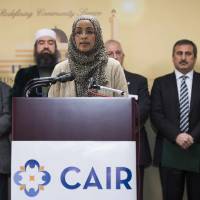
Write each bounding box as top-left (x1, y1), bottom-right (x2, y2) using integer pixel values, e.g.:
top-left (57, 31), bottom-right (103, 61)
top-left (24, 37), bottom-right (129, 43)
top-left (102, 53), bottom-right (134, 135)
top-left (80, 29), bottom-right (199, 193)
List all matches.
top-left (190, 71), bottom-right (199, 112)
top-left (174, 69), bottom-right (194, 81)
top-left (169, 73), bottom-right (180, 113)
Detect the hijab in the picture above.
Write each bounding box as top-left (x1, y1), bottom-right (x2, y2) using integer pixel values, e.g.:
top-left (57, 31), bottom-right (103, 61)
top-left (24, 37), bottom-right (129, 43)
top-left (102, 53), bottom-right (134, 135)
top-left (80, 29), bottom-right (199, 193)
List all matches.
top-left (68, 15), bottom-right (108, 96)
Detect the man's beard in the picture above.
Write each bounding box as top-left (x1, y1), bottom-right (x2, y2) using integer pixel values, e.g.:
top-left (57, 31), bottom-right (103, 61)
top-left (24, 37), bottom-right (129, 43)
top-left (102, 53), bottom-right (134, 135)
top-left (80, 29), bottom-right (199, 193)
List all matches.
top-left (35, 52), bottom-right (58, 68)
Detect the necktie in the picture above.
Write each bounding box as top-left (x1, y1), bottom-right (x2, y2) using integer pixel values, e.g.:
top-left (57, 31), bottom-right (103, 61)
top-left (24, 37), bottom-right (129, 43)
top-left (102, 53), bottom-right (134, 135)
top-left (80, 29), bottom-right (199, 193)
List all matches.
top-left (179, 75), bottom-right (189, 132)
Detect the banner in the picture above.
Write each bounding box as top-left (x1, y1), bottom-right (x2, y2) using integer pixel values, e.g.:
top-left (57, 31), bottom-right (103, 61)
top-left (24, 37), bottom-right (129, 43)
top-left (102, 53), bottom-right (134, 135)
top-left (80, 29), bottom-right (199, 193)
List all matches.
top-left (12, 141), bottom-right (137, 200)
top-left (0, 0), bottom-right (147, 86)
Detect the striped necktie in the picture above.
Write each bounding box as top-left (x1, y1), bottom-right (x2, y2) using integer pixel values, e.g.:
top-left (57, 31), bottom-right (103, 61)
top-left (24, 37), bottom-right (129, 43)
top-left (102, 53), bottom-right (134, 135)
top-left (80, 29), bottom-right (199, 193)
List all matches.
top-left (179, 75), bottom-right (189, 132)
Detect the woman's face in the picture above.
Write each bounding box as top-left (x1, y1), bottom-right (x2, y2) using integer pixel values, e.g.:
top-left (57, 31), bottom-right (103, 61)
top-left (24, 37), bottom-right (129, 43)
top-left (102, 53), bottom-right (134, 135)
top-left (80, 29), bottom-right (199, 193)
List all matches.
top-left (74, 20), bottom-right (96, 52)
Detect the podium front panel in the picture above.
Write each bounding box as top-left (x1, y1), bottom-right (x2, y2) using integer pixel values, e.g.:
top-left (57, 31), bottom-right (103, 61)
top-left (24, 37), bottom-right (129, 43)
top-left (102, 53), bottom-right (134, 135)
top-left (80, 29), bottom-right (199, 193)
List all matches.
top-left (12, 97), bottom-right (137, 141)
top-left (12, 97), bottom-right (139, 200)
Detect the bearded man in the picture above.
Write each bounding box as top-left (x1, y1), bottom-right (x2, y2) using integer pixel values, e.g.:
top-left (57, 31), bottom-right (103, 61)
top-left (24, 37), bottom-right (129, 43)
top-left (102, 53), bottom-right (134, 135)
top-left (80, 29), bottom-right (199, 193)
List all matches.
top-left (12, 28), bottom-right (60, 97)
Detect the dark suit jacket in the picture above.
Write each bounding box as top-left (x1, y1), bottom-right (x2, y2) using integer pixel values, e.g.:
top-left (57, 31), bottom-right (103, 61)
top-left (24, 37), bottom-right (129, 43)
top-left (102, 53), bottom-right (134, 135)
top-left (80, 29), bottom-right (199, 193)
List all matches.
top-left (0, 82), bottom-right (11, 174)
top-left (12, 65), bottom-right (42, 97)
top-left (124, 70), bottom-right (152, 167)
top-left (150, 71), bottom-right (200, 166)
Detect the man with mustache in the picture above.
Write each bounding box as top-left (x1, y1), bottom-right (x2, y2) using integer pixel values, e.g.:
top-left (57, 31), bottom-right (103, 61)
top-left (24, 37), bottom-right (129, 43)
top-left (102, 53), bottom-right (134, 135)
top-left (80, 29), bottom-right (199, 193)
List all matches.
top-left (151, 39), bottom-right (200, 200)
top-left (12, 28), bottom-right (60, 97)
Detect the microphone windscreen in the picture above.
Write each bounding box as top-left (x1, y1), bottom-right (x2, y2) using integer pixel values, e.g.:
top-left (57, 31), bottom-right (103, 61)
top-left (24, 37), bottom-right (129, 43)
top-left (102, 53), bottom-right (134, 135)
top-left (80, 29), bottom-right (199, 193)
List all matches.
top-left (57, 72), bottom-right (75, 82)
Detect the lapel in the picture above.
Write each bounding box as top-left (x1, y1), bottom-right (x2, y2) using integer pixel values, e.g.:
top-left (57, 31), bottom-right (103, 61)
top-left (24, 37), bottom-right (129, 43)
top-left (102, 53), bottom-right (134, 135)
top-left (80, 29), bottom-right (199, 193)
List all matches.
top-left (190, 71), bottom-right (200, 113)
top-left (168, 72), bottom-right (180, 114)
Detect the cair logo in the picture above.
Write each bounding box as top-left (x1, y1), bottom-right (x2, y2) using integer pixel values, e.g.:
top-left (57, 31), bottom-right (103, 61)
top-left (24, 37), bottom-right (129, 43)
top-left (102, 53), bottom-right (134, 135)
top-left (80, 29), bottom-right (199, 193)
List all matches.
top-left (60, 166), bottom-right (133, 190)
top-left (13, 159), bottom-right (51, 197)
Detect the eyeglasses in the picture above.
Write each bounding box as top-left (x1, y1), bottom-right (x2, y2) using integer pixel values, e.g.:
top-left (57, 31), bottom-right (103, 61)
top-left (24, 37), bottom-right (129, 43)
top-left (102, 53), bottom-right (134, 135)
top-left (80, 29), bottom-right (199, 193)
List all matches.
top-left (75, 29), bottom-right (95, 36)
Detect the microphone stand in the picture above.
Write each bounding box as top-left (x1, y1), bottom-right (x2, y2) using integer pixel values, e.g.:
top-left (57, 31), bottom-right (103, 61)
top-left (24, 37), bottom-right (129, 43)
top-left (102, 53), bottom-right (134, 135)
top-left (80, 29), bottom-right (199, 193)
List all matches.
top-left (24, 79), bottom-right (54, 97)
top-left (93, 85), bottom-right (125, 96)
top-left (89, 83), bottom-right (125, 96)
top-left (24, 72), bottom-right (75, 97)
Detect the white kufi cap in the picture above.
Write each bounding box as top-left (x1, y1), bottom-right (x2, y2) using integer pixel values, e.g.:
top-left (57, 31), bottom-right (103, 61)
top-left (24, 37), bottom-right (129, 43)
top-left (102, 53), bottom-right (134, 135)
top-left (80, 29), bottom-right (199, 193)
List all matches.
top-left (35, 28), bottom-right (56, 41)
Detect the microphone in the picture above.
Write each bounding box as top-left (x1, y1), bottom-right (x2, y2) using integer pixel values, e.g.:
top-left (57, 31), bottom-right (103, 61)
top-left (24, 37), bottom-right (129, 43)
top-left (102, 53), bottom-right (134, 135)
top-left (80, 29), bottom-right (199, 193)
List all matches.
top-left (24, 72), bottom-right (75, 97)
top-left (54, 72), bottom-right (75, 83)
top-left (88, 77), bottom-right (125, 96)
top-left (27, 72), bottom-right (75, 85)
top-left (88, 77), bottom-right (96, 90)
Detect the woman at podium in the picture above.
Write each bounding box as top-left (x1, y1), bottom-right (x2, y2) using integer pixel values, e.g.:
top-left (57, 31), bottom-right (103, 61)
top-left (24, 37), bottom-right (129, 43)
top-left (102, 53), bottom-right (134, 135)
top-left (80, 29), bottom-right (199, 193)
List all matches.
top-left (48, 15), bottom-right (128, 97)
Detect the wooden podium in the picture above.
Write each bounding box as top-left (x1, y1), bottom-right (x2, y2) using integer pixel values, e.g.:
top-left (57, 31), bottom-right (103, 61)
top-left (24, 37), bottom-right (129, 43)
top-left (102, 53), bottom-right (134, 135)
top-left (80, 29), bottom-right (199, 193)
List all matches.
top-left (12, 97), bottom-right (140, 200)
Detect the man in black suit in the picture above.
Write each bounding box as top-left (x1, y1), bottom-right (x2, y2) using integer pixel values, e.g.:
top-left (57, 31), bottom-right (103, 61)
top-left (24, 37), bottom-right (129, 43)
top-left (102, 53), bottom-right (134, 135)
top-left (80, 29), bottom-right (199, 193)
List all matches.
top-left (0, 81), bottom-right (11, 200)
top-left (105, 39), bottom-right (152, 200)
top-left (151, 39), bottom-right (200, 200)
top-left (12, 28), bottom-right (60, 97)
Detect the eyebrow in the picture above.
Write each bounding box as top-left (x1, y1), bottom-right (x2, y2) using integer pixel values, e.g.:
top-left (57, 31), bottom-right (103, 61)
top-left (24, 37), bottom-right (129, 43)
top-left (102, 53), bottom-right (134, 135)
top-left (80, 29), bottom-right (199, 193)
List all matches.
top-left (38, 39), bottom-right (54, 42)
top-left (75, 26), bottom-right (94, 29)
top-left (176, 50), bottom-right (192, 53)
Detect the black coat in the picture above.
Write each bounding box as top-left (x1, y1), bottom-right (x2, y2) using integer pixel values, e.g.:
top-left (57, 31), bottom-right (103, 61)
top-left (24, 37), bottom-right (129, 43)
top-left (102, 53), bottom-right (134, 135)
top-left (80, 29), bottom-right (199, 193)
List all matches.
top-left (124, 70), bottom-right (152, 167)
top-left (12, 66), bottom-right (42, 97)
top-left (150, 71), bottom-right (200, 166)
top-left (0, 81), bottom-right (11, 174)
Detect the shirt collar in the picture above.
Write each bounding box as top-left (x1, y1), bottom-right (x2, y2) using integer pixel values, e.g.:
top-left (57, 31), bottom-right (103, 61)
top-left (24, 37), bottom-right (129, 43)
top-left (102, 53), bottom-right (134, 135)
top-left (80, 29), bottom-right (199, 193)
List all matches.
top-left (175, 69), bottom-right (193, 80)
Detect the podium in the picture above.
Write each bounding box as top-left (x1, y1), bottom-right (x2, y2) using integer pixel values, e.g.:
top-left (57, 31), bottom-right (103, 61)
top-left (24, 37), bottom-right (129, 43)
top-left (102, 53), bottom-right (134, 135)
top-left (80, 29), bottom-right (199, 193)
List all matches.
top-left (12, 97), bottom-right (139, 200)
